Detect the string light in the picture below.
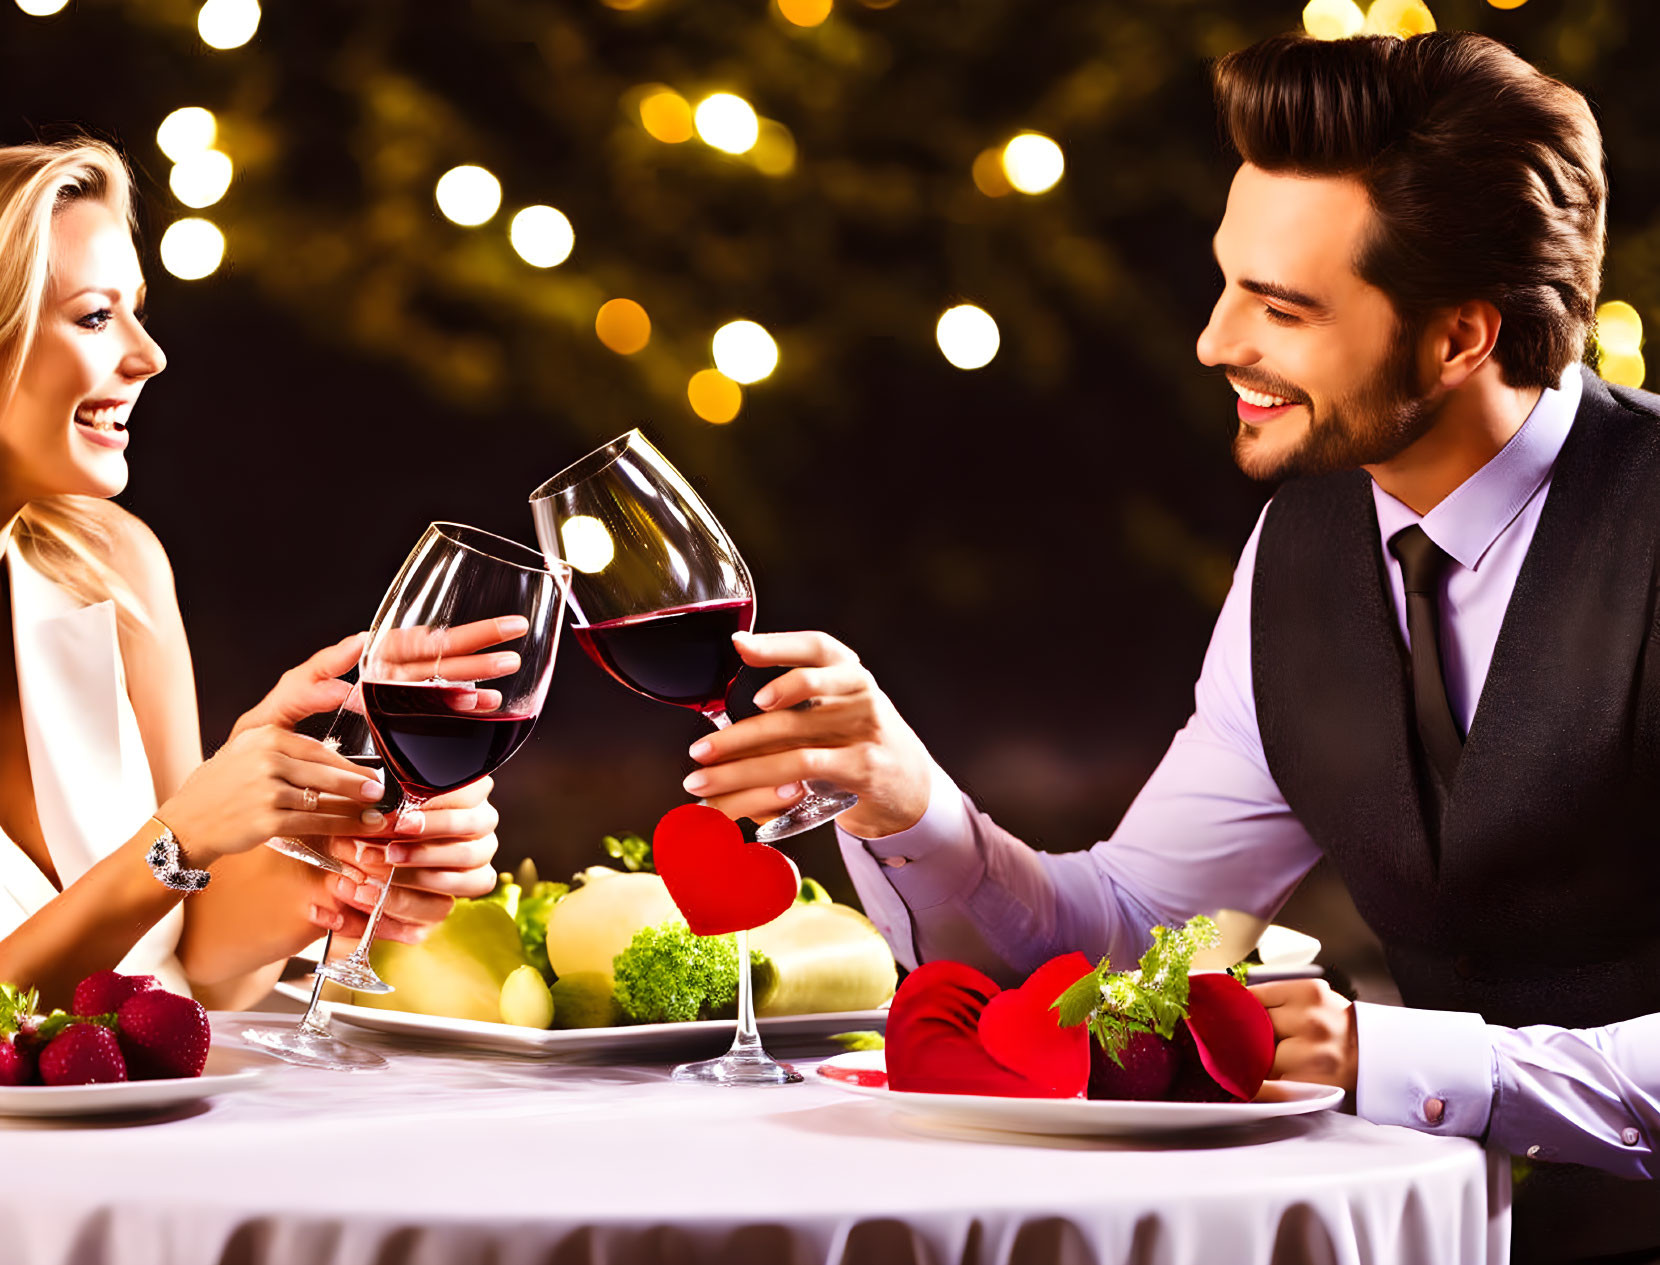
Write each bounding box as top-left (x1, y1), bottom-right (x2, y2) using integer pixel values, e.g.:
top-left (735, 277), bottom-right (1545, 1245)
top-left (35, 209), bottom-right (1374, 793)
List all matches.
top-left (1597, 300), bottom-right (1645, 388)
top-left (777, 0), bottom-right (832, 26)
top-left (509, 206), bottom-right (574, 267)
top-left (936, 304), bottom-right (999, 370)
top-left (595, 299), bottom-right (651, 354)
top-left (15, 0), bottom-right (70, 16)
top-left (435, 165), bottom-right (501, 226)
top-left (688, 369), bottom-right (743, 424)
top-left (197, 0), bottom-right (260, 49)
top-left (160, 219), bottom-right (225, 280)
top-left (1302, 0), bottom-right (1365, 39)
top-left (639, 88), bottom-right (695, 144)
top-left (156, 108), bottom-right (217, 162)
top-left (1364, 0), bottom-right (1436, 37)
top-left (1001, 133), bottom-right (1064, 195)
top-left (169, 150), bottom-right (233, 209)
top-left (694, 94), bottom-right (760, 155)
top-left (712, 320), bottom-right (778, 383)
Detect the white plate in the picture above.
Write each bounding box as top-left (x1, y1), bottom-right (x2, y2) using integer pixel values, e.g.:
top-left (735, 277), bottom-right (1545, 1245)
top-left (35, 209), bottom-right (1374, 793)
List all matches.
top-left (0, 1045), bottom-right (269, 1118)
top-left (817, 1050), bottom-right (1343, 1137)
top-left (273, 980), bottom-right (886, 1058)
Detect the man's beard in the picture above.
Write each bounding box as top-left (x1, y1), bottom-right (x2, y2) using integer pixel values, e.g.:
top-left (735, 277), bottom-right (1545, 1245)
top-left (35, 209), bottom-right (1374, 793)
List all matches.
top-left (1231, 321), bottom-right (1438, 482)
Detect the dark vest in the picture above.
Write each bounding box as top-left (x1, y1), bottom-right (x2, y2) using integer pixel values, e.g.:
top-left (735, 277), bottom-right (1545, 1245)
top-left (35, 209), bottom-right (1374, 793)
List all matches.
top-left (1253, 369), bottom-right (1660, 1263)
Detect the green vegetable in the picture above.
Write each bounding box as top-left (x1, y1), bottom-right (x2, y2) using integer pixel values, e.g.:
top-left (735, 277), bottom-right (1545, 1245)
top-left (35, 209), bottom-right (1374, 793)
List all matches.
top-left (0, 983), bottom-right (38, 1036)
top-left (546, 972), bottom-right (620, 1029)
top-left (356, 897), bottom-right (529, 1022)
top-left (515, 880), bottom-right (569, 979)
top-left (829, 1030), bottom-right (885, 1052)
top-left (797, 876), bottom-right (833, 904)
top-left (478, 871), bottom-right (521, 920)
top-left (611, 921), bottom-right (771, 1024)
top-left (1052, 914), bottom-right (1221, 1066)
top-left (602, 832), bottom-right (653, 872)
top-left (500, 964), bottom-right (555, 1029)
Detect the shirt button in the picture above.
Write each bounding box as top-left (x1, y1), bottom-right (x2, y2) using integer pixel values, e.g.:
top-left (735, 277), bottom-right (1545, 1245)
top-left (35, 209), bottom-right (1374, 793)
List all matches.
top-left (1623, 1128), bottom-right (1641, 1147)
top-left (881, 857), bottom-right (908, 869)
top-left (1527, 1145), bottom-right (1541, 1158)
top-left (1423, 1098), bottom-right (1446, 1124)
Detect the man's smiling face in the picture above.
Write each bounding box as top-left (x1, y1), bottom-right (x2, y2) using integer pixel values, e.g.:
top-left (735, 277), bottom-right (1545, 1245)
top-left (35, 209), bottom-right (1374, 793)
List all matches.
top-left (1196, 163), bottom-right (1438, 482)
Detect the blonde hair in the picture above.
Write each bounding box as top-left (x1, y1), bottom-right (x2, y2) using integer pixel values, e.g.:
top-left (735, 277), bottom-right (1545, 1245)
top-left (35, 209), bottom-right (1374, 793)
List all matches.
top-left (0, 139), bottom-right (147, 622)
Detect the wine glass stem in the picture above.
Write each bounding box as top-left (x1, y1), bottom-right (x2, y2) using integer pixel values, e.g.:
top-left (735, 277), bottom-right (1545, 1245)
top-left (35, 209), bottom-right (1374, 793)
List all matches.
top-left (706, 709), bottom-right (732, 731)
top-left (732, 927), bottom-right (760, 1052)
top-left (352, 866), bottom-right (398, 962)
top-left (298, 929), bottom-right (335, 1038)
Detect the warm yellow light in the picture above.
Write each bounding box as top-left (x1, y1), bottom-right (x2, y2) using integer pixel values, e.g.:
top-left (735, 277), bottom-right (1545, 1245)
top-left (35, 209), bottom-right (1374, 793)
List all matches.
top-left (168, 150), bottom-right (233, 209)
top-left (157, 108), bottom-right (217, 162)
top-left (778, 0), bottom-right (832, 26)
top-left (1486, 0), bottom-right (1527, 8)
top-left (1601, 351), bottom-right (1646, 390)
top-left (601, 0), bottom-right (648, 9)
top-left (595, 299), bottom-right (651, 355)
top-left (972, 148), bottom-right (1012, 198)
top-left (160, 218), bottom-right (225, 281)
top-left (1303, 0), bottom-right (1366, 39)
top-left (15, 0), bottom-right (70, 16)
top-left (560, 516), bottom-right (616, 574)
top-left (639, 89), bottom-right (695, 144)
top-left (435, 165), bottom-right (501, 227)
top-left (1597, 301), bottom-right (1644, 356)
top-left (1001, 133), bottom-right (1065, 196)
top-left (711, 320), bottom-right (779, 384)
top-left (197, 0), bottom-right (260, 49)
top-left (1364, 0), bottom-right (1436, 37)
top-left (936, 304), bottom-right (999, 370)
top-left (509, 206), bottom-right (574, 268)
top-left (688, 370), bottom-right (743, 424)
top-left (751, 120), bottom-right (797, 177)
top-left (694, 94), bottom-right (760, 155)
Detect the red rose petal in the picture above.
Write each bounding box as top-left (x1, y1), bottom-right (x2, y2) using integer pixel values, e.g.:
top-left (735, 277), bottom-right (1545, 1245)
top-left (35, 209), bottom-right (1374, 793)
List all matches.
top-left (652, 804), bottom-right (800, 935)
top-left (1182, 972), bottom-right (1275, 1101)
top-left (976, 952), bottom-right (1094, 1097)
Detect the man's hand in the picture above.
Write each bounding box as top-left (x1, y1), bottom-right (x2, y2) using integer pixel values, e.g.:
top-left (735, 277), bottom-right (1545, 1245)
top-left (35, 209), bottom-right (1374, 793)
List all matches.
top-left (680, 631), bottom-right (934, 839)
top-left (1251, 977), bottom-right (1358, 1096)
top-left (230, 633), bottom-right (366, 741)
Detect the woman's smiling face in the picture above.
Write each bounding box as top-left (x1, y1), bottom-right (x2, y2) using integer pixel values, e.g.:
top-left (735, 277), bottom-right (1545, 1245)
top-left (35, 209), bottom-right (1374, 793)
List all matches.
top-left (0, 197), bottom-right (166, 510)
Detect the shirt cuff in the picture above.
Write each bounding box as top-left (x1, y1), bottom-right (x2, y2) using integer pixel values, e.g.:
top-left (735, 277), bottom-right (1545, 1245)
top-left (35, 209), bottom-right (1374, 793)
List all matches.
top-left (1353, 1000), bottom-right (1496, 1138)
top-left (835, 762), bottom-right (981, 907)
top-left (841, 760), bottom-right (968, 862)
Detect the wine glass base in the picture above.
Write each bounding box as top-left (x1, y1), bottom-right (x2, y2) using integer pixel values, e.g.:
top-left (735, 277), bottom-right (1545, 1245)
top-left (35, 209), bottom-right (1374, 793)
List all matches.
top-left (313, 960), bottom-right (394, 995)
top-left (672, 1046), bottom-right (804, 1086)
top-left (754, 786), bottom-right (860, 843)
top-left (240, 1022), bottom-right (388, 1071)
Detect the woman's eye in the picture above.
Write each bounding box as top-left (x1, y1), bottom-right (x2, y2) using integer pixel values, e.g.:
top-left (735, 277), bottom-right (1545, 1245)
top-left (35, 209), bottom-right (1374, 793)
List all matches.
top-left (76, 309), bottom-right (113, 331)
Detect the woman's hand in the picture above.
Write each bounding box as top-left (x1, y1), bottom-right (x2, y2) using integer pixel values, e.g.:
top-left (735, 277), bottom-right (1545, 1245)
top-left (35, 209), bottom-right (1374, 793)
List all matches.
top-left (156, 726), bottom-right (388, 866)
top-left (680, 631), bottom-right (934, 839)
top-left (229, 632), bottom-right (366, 741)
top-left (309, 776), bottom-right (501, 943)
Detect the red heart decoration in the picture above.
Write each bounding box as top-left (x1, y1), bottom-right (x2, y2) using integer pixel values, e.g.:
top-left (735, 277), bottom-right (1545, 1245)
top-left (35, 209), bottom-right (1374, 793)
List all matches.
top-left (1182, 972), bottom-right (1275, 1101)
top-left (652, 804), bottom-right (800, 935)
top-left (976, 951), bottom-right (1094, 1097)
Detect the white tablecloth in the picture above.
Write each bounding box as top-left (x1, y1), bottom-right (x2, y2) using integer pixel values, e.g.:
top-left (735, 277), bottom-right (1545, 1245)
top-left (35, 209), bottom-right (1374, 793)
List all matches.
top-left (0, 1012), bottom-right (1509, 1265)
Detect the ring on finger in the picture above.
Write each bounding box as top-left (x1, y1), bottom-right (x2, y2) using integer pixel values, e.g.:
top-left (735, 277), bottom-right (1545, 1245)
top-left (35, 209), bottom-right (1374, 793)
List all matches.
top-left (301, 787), bottom-right (319, 812)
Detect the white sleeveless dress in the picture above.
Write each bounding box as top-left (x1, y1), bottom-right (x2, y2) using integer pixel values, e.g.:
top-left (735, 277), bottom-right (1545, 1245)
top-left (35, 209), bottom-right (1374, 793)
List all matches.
top-left (0, 538), bottom-right (189, 995)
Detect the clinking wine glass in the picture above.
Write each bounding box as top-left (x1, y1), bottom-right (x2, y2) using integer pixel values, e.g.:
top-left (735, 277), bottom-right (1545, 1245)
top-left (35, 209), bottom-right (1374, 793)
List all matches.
top-left (530, 429), bottom-right (852, 1085)
top-left (241, 693), bottom-right (396, 1071)
top-left (314, 522), bottom-right (571, 995)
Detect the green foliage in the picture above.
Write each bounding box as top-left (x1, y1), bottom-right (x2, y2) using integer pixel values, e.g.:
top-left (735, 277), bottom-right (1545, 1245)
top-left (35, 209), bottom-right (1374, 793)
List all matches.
top-left (516, 880), bottom-right (570, 979)
top-left (603, 832), bottom-right (653, 873)
top-left (0, 983), bottom-right (37, 1037)
top-left (611, 921), bottom-right (769, 1024)
top-left (829, 1029), bottom-right (885, 1052)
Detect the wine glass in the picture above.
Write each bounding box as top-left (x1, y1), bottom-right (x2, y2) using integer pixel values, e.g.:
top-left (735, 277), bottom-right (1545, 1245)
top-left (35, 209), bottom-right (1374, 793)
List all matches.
top-left (530, 429), bottom-right (848, 1086)
top-left (241, 694), bottom-right (395, 1071)
top-left (315, 523), bottom-right (570, 995)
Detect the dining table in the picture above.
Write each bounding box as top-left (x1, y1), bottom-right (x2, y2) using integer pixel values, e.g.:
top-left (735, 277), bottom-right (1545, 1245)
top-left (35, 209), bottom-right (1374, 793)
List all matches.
top-left (0, 1003), bottom-right (1511, 1265)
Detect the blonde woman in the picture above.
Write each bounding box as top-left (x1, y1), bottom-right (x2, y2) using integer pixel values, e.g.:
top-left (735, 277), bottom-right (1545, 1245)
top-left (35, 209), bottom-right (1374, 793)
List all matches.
top-left (0, 138), bottom-right (502, 1008)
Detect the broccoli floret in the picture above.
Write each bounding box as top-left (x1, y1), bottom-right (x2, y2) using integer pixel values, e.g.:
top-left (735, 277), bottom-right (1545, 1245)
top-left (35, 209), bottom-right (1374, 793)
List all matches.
top-left (612, 922), bottom-right (771, 1024)
top-left (515, 880), bottom-right (568, 980)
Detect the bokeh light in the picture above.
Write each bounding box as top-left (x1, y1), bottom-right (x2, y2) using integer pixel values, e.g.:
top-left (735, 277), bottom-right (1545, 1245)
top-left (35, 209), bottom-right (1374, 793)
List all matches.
top-left (559, 516), bottom-right (616, 574)
top-left (778, 0), bottom-right (832, 26)
top-left (694, 94), bottom-right (760, 155)
top-left (509, 206), bottom-right (575, 267)
top-left (936, 304), bottom-right (1000, 370)
top-left (1487, 0), bottom-right (1527, 8)
top-left (160, 218), bottom-right (225, 281)
top-left (972, 148), bottom-right (1012, 198)
top-left (157, 108), bottom-right (217, 162)
top-left (197, 0), bottom-right (260, 49)
top-left (1001, 133), bottom-right (1065, 195)
top-left (1302, 0), bottom-right (1365, 39)
top-left (1597, 300), bottom-right (1643, 356)
top-left (435, 165), bottom-right (502, 226)
top-left (639, 88), bottom-right (695, 144)
top-left (595, 299), bottom-right (652, 355)
top-left (712, 320), bottom-right (779, 384)
top-left (601, 0), bottom-right (648, 9)
top-left (1364, 0), bottom-right (1436, 37)
top-left (1601, 352), bottom-right (1646, 389)
top-left (751, 120), bottom-right (797, 177)
top-left (688, 370), bottom-right (743, 424)
top-left (169, 150), bottom-right (233, 209)
top-left (15, 0), bottom-right (70, 16)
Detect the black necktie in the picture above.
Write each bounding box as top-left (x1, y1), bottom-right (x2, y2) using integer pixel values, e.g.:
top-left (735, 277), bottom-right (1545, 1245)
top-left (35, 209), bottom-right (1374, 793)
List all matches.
top-left (1389, 525), bottom-right (1464, 790)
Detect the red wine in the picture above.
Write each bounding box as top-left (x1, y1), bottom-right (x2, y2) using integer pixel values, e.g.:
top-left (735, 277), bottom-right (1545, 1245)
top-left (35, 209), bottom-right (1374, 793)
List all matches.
top-left (573, 598), bottom-right (754, 714)
top-left (361, 681), bottom-right (536, 800)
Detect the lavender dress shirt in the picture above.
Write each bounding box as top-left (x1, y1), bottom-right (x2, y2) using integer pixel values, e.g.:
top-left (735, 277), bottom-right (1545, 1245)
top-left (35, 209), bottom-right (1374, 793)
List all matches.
top-left (839, 366), bottom-right (1660, 1177)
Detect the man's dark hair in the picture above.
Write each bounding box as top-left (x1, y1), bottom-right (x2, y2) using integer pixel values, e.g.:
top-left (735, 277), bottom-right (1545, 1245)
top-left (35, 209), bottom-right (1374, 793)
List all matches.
top-left (1214, 32), bottom-right (1606, 389)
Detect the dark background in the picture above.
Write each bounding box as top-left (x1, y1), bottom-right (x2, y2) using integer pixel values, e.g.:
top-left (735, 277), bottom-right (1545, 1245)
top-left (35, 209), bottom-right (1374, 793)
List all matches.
top-left (4, 0), bottom-right (1657, 984)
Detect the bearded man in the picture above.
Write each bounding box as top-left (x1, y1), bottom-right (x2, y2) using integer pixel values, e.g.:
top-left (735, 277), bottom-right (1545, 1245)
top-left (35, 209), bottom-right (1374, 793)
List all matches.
top-left (686, 31), bottom-right (1660, 1264)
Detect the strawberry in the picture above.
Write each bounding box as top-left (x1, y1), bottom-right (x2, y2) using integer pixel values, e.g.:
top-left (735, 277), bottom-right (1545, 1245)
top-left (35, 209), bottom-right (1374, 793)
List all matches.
top-left (1087, 1029), bottom-right (1180, 1101)
top-left (116, 990), bottom-right (210, 1080)
top-left (0, 1032), bottom-right (36, 1086)
top-left (0, 983), bottom-right (39, 1086)
top-left (37, 1021), bottom-right (126, 1086)
top-left (72, 970), bottom-right (160, 1017)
